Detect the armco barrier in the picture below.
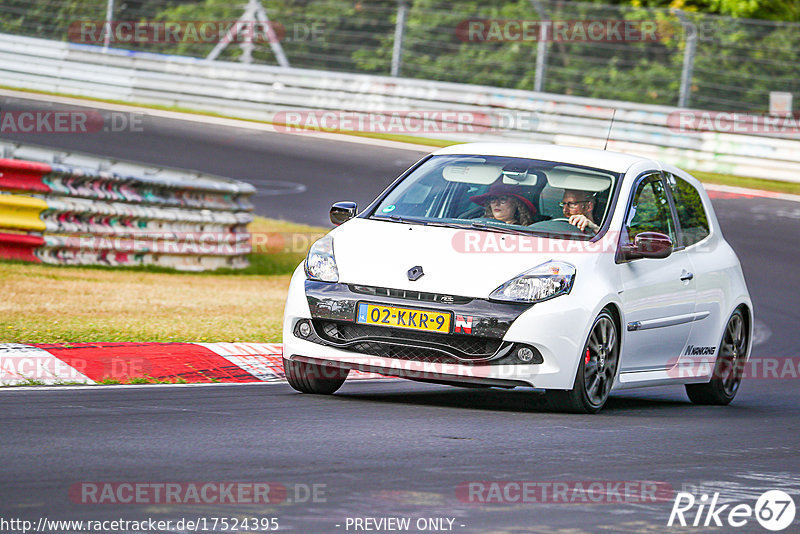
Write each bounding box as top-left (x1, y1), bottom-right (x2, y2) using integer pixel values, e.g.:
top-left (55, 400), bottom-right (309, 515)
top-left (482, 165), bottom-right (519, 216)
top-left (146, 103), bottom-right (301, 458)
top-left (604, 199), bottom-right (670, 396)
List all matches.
top-left (1, 33), bottom-right (799, 181)
top-left (0, 193), bottom-right (47, 231)
top-left (0, 142), bottom-right (255, 270)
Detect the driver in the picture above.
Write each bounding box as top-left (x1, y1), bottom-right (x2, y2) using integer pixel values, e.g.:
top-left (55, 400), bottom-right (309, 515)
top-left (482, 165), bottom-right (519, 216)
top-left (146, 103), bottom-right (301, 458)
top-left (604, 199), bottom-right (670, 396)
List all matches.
top-left (561, 189), bottom-right (600, 233)
top-left (469, 183), bottom-right (538, 226)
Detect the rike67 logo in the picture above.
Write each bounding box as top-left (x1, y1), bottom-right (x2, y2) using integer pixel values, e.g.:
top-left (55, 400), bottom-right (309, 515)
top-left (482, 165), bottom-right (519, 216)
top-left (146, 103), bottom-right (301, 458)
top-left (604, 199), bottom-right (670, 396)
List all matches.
top-left (669, 490), bottom-right (796, 531)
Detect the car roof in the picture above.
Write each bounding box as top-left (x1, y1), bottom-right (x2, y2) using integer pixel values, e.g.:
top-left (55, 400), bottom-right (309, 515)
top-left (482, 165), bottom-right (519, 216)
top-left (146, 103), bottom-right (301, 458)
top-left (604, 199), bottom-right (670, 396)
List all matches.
top-left (432, 143), bottom-right (653, 174)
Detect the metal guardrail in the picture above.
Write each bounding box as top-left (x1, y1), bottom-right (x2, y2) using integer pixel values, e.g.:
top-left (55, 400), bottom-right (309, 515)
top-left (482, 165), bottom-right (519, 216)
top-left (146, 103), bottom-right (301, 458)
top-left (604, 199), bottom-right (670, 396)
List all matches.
top-left (0, 33), bottom-right (799, 182)
top-left (0, 141), bottom-right (254, 270)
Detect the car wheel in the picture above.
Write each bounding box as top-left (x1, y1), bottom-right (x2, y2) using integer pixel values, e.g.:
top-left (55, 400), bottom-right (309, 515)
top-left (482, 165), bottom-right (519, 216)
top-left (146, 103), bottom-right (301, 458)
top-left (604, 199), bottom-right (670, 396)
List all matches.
top-left (283, 357), bottom-right (349, 394)
top-left (685, 309), bottom-right (747, 405)
top-left (547, 309), bottom-right (619, 414)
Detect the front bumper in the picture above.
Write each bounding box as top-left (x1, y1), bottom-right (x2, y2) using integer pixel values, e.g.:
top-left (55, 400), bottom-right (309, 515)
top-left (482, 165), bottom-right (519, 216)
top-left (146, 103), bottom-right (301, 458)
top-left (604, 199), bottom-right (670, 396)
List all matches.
top-left (291, 354), bottom-right (532, 388)
top-left (283, 267), bottom-right (592, 390)
top-left (300, 280), bottom-right (536, 365)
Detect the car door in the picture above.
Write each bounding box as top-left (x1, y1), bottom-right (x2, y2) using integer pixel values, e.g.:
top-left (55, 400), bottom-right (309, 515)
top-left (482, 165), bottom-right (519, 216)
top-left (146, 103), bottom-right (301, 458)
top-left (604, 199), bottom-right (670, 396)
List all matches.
top-left (664, 172), bottom-right (721, 366)
top-left (617, 172), bottom-right (697, 372)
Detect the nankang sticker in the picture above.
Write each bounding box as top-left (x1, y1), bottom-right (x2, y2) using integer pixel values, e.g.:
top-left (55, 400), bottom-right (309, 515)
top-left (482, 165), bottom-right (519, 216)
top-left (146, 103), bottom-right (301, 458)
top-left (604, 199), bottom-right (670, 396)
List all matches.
top-left (684, 345), bottom-right (717, 356)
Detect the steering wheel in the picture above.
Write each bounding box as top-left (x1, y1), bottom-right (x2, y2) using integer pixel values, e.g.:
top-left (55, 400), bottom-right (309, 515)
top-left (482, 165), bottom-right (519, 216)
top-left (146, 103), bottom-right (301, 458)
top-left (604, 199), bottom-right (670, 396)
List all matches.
top-left (529, 217), bottom-right (593, 234)
top-left (459, 205), bottom-right (486, 219)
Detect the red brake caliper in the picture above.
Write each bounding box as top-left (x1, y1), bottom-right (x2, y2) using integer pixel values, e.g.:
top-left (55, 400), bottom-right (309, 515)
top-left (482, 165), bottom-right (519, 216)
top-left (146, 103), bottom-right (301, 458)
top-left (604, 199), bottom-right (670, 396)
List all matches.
top-left (585, 347), bottom-right (591, 364)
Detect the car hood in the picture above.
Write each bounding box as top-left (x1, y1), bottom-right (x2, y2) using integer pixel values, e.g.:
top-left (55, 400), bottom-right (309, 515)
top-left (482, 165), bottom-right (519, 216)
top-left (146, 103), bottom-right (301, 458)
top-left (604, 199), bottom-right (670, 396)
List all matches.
top-left (329, 218), bottom-right (607, 298)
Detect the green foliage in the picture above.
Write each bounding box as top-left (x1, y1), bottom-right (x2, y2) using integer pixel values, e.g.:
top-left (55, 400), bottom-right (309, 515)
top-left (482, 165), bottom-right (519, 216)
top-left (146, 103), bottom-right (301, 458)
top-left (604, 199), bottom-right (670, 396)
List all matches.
top-left (668, 174), bottom-right (710, 245)
top-left (584, 0), bottom-right (800, 22)
top-left (154, 0), bottom-right (398, 68)
top-left (1, 0), bottom-right (797, 109)
top-left (0, 0), bottom-right (106, 40)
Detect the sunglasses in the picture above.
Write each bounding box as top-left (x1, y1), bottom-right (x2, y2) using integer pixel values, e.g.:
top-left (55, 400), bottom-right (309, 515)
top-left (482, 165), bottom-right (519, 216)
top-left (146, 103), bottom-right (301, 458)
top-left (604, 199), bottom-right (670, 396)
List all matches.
top-left (488, 196), bottom-right (512, 205)
top-left (559, 201), bottom-right (590, 208)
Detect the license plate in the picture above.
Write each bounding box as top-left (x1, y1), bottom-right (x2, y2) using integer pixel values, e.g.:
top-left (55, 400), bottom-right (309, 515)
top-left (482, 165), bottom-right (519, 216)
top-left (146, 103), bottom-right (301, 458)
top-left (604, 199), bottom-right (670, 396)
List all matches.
top-left (356, 302), bottom-right (451, 334)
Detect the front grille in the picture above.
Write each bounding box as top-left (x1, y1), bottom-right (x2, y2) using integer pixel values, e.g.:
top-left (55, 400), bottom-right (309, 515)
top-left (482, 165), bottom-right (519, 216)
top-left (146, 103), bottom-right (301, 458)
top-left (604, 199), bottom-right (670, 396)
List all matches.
top-left (348, 284), bottom-right (472, 305)
top-left (312, 320), bottom-right (504, 364)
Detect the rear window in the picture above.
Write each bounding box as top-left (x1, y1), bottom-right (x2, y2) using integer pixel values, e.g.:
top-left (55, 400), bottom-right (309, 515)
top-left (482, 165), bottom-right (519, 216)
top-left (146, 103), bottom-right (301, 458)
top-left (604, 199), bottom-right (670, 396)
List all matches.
top-left (667, 173), bottom-right (710, 246)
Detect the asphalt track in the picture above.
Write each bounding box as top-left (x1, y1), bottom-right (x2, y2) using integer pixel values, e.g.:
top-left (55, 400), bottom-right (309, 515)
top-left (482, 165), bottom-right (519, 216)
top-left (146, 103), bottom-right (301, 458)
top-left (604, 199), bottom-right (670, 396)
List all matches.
top-left (2, 95), bottom-right (800, 533)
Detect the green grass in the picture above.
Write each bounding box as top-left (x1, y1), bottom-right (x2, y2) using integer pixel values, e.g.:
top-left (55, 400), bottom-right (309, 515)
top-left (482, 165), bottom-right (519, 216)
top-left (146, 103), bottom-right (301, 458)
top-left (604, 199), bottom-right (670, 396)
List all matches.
top-left (691, 170), bottom-right (800, 195)
top-left (0, 216), bottom-right (325, 343)
top-left (112, 376), bottom-right (189, 385)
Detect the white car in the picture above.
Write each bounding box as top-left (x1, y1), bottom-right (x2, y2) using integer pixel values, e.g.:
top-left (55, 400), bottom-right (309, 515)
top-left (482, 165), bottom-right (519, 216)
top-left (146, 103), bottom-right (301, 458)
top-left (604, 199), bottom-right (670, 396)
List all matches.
top-left (282, 143), bottom-right (753, 413)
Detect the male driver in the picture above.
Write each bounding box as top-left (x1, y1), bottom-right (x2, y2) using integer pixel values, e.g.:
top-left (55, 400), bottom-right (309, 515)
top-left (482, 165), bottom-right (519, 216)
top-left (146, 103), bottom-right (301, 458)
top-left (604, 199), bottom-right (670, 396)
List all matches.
top-left (561, 189), bottom-right (600, 233)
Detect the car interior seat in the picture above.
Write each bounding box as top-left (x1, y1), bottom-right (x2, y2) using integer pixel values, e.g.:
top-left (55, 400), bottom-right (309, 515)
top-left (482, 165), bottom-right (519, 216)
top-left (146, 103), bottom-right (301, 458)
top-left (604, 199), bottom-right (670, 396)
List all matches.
top-left (538, 183), bottom-right (565, 220)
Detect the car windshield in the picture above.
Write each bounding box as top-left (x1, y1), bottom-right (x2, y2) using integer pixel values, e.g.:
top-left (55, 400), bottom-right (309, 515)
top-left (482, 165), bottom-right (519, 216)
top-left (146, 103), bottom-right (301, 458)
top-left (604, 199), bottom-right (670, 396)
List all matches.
top-left (370, 155), bottom-right (619, 239)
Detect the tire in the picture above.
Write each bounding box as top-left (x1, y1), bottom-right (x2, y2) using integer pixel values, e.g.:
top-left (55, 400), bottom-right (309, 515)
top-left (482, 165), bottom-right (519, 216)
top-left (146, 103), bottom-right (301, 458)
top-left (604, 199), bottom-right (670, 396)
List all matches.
top-left (546, 309), bottom-right (619, 414)
top-left (283, 357), bottom-right (349, 395)
top-left (685, 309), bottom-right (747, 405)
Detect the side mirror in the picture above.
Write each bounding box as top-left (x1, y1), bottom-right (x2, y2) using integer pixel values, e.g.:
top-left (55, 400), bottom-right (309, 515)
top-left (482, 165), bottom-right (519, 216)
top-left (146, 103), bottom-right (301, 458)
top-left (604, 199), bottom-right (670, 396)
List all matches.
top-left (330, 201), bottom-right (357, 226)
top-left (620, 232), bottom-right (673, 261)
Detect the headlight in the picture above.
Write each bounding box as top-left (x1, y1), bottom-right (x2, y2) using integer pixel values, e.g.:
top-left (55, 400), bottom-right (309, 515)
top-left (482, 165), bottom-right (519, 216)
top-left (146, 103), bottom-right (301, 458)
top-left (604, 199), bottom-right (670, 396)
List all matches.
top-left (489, 261), bottom-right (575, 303)
top-left (305, 235), bottom-right (339, 282)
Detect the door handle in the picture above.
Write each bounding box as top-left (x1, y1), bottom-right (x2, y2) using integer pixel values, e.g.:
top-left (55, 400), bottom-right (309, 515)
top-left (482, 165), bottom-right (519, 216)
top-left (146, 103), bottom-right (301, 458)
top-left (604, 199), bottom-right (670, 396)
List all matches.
top-left (680, 271), bottom-right (694, 281)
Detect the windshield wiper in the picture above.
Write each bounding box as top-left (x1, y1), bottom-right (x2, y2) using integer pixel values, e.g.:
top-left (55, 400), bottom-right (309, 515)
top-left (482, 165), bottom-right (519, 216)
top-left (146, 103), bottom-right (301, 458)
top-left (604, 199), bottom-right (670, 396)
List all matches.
top-left (408, 220), bottom-right (534, 235)
top-left (376, 215), bottom-right (428, 226)
top-left (376, 217), bottom-right (534, 236)
top-left (420, 221), bottom-right (472, 230)
top-left (469, 221), bottom-right (533, 235)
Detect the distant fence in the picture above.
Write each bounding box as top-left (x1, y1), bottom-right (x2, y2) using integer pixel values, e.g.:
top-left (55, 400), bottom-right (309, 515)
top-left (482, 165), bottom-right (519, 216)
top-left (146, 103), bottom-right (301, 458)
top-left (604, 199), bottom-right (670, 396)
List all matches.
top-left (1, 0), bottom-right (797, 112)
top-left (1, 33), bottom-right (799, 183)
top-left (0, 142), bottom-right (254, 270)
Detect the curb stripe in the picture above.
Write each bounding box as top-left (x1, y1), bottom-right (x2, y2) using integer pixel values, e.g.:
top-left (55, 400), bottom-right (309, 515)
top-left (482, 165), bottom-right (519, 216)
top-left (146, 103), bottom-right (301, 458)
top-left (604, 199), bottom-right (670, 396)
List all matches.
top-left (31, 343), bottom-right (261, 384)
top-left (0, 343), bottom-right (93, 385)
top-left (1, 342), bottom-right (383, 386)
top-left (198, 342), bottom-right (286, 382)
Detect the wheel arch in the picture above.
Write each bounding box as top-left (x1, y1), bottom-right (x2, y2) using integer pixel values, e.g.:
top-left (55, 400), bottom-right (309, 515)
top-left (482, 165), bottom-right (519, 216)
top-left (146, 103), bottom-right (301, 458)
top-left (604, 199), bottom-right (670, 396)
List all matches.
top-left (732, 301), bottom-right (754, 359)
top-left (603, 301), bottom-right (623, 342)
top-left (562, 298), bottom-right (624, 390)
top-left (599, 299), bottom-right (624, 376)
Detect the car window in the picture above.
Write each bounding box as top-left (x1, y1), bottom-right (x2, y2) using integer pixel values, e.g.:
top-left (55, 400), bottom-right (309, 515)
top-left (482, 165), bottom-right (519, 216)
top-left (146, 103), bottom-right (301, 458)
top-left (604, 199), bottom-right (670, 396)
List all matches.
top-left (666, 173), bottom-right (710, 247)
top-left (371, 155), bottom-right (619, 239)
top-left (625, 174), bottom-right (676, 243)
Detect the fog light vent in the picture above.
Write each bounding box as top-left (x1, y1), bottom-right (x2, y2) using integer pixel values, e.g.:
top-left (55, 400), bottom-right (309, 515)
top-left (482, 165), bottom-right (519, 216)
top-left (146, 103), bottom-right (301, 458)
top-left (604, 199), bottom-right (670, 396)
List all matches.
top-left (514, 344), bottom-right (543, 364)
top-left (296, 320), bottom-right (312, 338)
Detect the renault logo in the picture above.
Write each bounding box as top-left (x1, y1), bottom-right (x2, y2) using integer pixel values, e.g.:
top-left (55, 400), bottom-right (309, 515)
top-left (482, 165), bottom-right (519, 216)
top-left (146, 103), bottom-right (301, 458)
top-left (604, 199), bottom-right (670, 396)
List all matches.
top-left (407, 266), bottom-right (424, 281)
